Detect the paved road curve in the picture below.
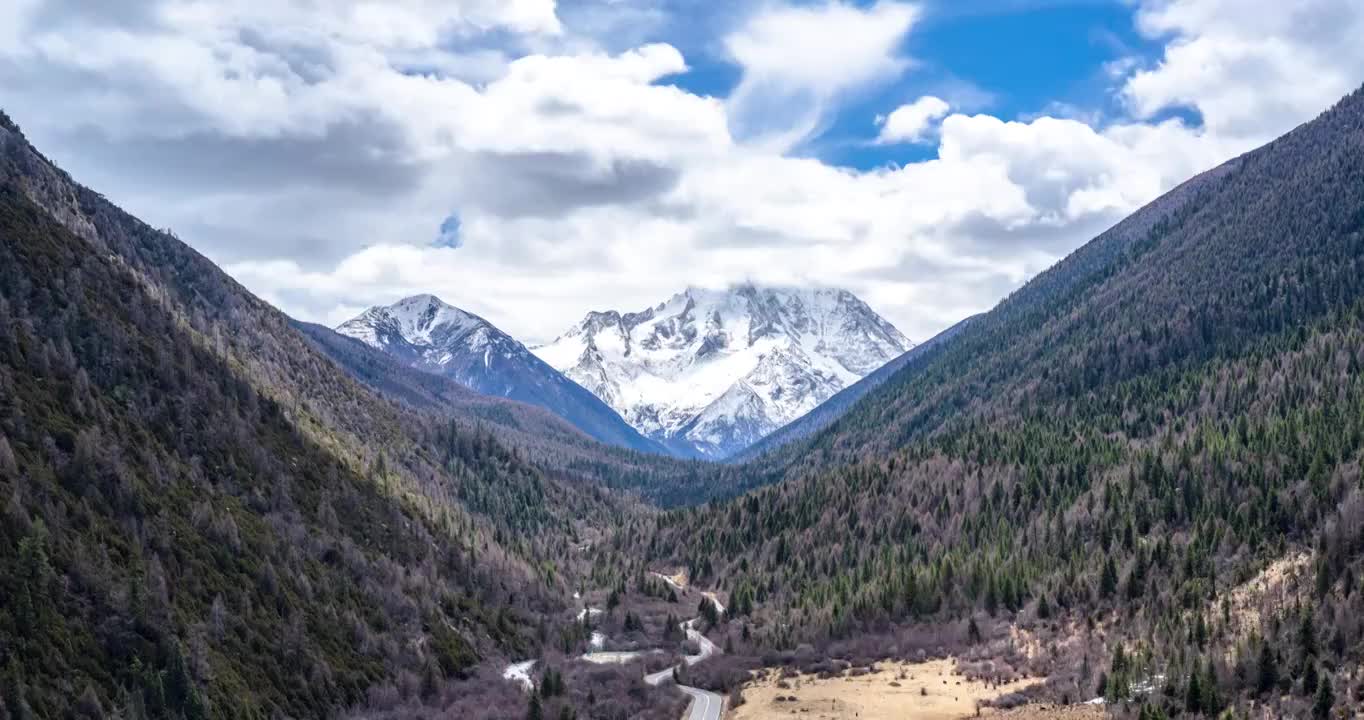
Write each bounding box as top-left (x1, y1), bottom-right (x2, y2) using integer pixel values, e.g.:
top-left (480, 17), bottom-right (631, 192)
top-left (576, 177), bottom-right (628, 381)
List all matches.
top-left (680, 685), bottom-right (723, 720)
top-left (644, 660), bottom-right (723, 720)
top-left (643, 617), bottom-right (723, 720)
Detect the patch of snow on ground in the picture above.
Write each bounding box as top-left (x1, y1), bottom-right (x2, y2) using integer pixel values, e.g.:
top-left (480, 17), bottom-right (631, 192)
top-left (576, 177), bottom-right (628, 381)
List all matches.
top-left (502, 660), bottom-right (536, 691)
top-left (581, 649), bottom-right (660, 664)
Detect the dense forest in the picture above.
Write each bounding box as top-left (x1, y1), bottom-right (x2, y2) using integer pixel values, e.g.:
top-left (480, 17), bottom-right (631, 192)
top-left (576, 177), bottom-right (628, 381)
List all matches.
top-left (643, 86), bottom-right (1364, 716)
top-left (0, 113), bottom-right (669, 719)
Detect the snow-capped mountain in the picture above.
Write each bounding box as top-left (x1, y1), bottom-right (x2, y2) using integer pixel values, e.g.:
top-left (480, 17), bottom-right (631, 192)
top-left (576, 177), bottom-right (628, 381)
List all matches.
top-left (533, 284), bottom-right (913, 458)
top-left (335, 295), bottom-right (663, 454)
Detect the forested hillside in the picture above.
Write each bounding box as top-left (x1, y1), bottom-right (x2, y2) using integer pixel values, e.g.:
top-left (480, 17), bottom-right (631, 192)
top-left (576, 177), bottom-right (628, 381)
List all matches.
top-left (0, 113), bottom-right (630, 718)
top-left (647, 86), bottom-right (1364, 714)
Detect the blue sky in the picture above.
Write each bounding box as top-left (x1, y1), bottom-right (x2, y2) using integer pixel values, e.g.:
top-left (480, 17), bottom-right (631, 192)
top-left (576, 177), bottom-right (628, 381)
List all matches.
top-left (2, 0), bottom-right (1361, 342)
top-left (642, 0), bottom-right (1171, 169)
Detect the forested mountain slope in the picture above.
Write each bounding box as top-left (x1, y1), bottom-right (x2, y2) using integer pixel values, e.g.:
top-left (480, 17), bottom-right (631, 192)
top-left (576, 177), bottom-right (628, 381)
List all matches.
top-left (648, 87), bottom-right (1364, 713)
top-left (0, 113), bottom-right (624, 719)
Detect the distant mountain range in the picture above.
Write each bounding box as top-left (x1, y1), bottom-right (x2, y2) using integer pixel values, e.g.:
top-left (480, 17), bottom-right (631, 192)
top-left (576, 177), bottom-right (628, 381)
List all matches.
top-left (335, 294), bottom-right (665, 454)
top-left (336, 286), bottom-right (914, 460)
top-left (533, 284), bottom-right (913, 458)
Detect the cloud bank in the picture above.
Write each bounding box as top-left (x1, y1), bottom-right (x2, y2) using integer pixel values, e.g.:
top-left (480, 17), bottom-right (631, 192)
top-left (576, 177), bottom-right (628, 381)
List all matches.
top-left (0, 0), bottom-right (1360, 344)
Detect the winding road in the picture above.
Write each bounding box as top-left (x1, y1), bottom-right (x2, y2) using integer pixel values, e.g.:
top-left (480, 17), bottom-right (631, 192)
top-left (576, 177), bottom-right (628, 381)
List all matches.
top-left (618, 615), bottom-right (725, 719)
top-left (508, 590), bottom-right (726, 720)
top-left (642, 621), bottom-right (723, 720)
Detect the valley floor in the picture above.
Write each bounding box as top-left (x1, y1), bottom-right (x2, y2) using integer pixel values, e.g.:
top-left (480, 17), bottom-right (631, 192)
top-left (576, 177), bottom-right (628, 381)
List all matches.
top-left (728, 658), bottom-right (1053, 720)
top-left (987, 707), bottom-right (1107, 720)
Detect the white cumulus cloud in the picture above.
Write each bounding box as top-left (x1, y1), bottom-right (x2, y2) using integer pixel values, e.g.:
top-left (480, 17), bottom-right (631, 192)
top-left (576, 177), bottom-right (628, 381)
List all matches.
top-left (877, 95), bottom-right (951, 143)
top-left (1122, 0), bottom-right (1364, 140)
top-left (724, 1), bottom-right (920, 149)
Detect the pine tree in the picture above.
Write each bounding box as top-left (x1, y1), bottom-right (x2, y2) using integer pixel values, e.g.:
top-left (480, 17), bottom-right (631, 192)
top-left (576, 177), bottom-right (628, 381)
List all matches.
top-left (1303, 662), bottom-right (1319, 696)
top-left (1106, 645), bottom-right (1130, 701)
top-left (1199, 659), bottom-right (1220, 714)
top-left (1125, 551), bottom-right (1147, 600)
top-left (1184, 668), bottom-right (1203, 713)
top-left (15, 529), bottom-right (52, 640)
top-left (698, 597), bottom-right (719, 625)
top-left (540, 668), bottom-right (563, 698)
top-left (0, 435), bottom-right (16, 477)
top-left (1138, 703), bottom-right (1169, 720)
top-left (1100, 557), bottom-right (1119, 599)
top-left (1298, 612), bottom-right (1318, 661)
top-left (1312, 676), bottom-right (1333, 719)
top-left (163, 641), bottom-right (195, 713)
top-left (1193, 613), bottom-right (1208, 648)
top-left (1257, 640), bottom-right (1278, 696)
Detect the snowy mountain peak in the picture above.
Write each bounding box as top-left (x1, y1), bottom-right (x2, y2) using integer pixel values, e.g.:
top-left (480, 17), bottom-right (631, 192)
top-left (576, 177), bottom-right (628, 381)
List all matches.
top-left (339, 294), bottom-right (487, 351)
top-left (533, 284), bottom-right (912, 458)
top-left (335, 296), bottom-right (664, 454)
top-left (336, 295), bottom-right (512, 374)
